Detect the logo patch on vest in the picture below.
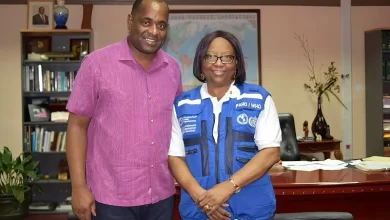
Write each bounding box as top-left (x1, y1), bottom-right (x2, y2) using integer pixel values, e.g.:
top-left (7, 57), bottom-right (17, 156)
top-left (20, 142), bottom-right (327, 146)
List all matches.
top-left (179, 115), bottom-right (197, 134)
top-left (249, 116), bottom-right (257, 128)
top-left (237, 113), bottom-right (248, 125)
top-left (235, 101), bottom-right (262, 110)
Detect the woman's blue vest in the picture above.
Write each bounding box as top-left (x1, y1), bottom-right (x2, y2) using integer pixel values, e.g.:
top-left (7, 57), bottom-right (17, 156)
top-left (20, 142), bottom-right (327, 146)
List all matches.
top-left (173, 83), bottom-right (276, 220)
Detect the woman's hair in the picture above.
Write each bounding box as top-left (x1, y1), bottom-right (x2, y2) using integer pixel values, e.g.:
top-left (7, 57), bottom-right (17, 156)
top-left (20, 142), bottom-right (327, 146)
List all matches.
top-left (193, 30), bottom-right (246, 83)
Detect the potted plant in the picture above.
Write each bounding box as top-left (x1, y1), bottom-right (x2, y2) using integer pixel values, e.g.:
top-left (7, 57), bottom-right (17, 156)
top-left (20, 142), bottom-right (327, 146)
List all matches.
top-left (294, 33), bottom-right (349, 140)
top-left (0, 146), bottom-right (42, 220)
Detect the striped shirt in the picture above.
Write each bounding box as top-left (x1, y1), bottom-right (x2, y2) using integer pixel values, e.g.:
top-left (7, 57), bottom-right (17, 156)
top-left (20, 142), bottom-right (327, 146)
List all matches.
top-left (66, 37), bottom-right (183, 206)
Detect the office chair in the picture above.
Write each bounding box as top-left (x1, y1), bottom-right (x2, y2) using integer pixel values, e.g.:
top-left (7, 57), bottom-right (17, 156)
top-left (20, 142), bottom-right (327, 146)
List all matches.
top-left (278, 113), bottom-right (318, 161)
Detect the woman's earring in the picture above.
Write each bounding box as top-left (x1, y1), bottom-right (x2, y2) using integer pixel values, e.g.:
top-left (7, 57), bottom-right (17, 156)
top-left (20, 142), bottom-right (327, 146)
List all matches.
top-left (201, 73), bottom-right (205, 81)
top-left (233, 71), bottom-right (237, 80)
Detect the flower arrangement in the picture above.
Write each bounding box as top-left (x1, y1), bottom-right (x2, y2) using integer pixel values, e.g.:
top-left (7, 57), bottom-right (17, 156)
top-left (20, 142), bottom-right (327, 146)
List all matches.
top-left (294, 33), bottom-right (348, 110)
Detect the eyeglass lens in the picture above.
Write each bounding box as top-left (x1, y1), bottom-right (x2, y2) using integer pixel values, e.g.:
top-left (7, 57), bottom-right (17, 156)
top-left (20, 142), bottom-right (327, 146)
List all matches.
top-left (204, 55), bottom-right (235, 64)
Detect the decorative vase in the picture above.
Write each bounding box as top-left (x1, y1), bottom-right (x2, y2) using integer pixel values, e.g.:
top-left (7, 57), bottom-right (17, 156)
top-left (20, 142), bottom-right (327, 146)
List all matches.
top-left (54, 0), bottom-right (69, 29)
top-left (311, 95), bottom-right (328, 140)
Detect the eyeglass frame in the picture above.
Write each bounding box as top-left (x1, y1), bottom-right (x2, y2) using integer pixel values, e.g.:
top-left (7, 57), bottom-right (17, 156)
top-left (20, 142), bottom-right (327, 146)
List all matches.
top-left (203, 54), bottom-right (236, 64)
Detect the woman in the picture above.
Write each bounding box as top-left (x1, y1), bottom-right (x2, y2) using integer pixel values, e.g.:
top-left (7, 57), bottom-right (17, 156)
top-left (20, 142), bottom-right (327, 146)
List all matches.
top-left (168, 30), bottom-right (281, 220)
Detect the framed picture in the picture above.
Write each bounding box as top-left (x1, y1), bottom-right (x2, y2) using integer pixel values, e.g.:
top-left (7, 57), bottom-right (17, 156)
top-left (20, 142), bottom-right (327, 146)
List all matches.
top-left (70, 39), bottom-right (90, 60)
top-left (162, 9), bottom-right (261, 91)
top-left (27, 0), bottom-right (54, 30)
top-left (28, 104), bottom-right (50, 122)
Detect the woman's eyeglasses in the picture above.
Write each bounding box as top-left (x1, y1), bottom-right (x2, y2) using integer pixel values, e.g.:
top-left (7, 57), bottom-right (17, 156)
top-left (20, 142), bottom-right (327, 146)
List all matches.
top-left (204, 54), bottom-right (236, 64)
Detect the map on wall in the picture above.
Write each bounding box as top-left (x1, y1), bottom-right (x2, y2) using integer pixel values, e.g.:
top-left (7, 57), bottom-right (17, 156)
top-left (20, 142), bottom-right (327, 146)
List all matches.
top-left (162, 10), bottom-right (261, 91)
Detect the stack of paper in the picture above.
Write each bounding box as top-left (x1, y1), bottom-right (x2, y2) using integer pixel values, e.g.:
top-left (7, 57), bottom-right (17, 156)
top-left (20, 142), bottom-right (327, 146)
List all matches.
top-left (355, 156), bottom-right (390, 171)
top-left (282, 159), bottom-right (349, 171)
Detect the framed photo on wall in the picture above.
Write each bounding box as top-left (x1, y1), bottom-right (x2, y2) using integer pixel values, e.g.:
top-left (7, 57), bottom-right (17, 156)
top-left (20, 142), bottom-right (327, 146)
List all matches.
top-left (27, 0), bottom-right (54, 30)
top-left (162, 9), bottom-right (261, 91)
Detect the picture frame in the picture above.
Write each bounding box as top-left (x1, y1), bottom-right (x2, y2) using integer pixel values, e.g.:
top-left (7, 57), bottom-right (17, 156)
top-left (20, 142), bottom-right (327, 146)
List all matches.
top-left (27, 0), bottom-right (54, 30)
top-left (162, 9), bottom-right (261, 91)
top-left (70, 39), bottom-right (90, 60)
top-left (28, 104), bottom-right (50, 122)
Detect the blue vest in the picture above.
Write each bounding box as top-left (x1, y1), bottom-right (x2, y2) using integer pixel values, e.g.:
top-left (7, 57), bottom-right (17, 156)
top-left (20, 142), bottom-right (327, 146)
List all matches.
top-left (174, 83), bottom-right (276, 220)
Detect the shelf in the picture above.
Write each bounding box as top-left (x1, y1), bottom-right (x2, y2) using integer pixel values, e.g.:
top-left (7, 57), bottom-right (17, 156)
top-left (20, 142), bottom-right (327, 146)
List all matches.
top-left (20, 29), bottom-right (92, 36)
top-left (26, 151), bottom-right (66, 154)
top-left (24, 121), bottom-right (67, 125)
top-left (23, 91), bottom-right (71, 97)
top-left (23, 60), bottom-right (81, 65)
top-left (35, 179), bottom-right (70, 184)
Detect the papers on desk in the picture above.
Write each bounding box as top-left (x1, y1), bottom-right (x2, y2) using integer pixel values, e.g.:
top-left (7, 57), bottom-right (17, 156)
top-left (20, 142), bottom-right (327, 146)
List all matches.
top-left (355, 156), bottom-right (390, 171)
top-left (282, 159), bottom-right (349, 171)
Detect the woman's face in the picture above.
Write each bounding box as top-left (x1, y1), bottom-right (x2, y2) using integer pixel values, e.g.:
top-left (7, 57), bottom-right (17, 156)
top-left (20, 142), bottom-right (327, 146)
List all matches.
top-left (201, 37), bottom-right (237, 87)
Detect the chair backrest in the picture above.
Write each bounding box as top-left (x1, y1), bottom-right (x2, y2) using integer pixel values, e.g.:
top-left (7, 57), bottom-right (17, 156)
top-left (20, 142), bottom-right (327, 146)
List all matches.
top-left (278, 113), bottom-right (301, 161)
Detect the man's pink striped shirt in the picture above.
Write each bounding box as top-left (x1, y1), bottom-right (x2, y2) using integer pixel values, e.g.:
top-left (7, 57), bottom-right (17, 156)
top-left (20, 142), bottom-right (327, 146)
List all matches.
top-left (66, 38), bottom-right (183, 206)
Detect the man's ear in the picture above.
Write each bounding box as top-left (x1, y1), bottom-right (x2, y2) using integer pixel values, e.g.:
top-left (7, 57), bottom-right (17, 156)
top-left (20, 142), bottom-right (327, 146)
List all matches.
top-left (127, 14), bottom-right (133, 31)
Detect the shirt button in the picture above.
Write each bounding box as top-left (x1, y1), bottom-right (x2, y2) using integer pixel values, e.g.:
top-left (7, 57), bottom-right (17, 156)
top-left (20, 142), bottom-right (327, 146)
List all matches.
top-left (150, 119), bottom-right (154, 123)
top-left (151, 165), bottom-right (154, 168)
top-left (151, 141), bottom-right (155, 145)
top-left (148, 95), bottom-right (152, 99)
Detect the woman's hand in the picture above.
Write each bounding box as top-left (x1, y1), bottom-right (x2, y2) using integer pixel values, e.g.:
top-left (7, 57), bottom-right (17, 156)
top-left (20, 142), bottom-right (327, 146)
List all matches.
top-left (191, 186), bottom-right (231, 219)
top-left (207, 205), bottom-right (231, 220)
top-left (198, 181), bottom-right (235, 215)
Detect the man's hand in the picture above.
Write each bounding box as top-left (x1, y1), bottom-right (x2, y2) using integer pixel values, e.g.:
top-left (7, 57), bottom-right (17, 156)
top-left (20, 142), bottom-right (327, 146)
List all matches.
top-left (198, 181), bottom-right (235, 215)
top-left (71, 186), bottom-right (96, 220)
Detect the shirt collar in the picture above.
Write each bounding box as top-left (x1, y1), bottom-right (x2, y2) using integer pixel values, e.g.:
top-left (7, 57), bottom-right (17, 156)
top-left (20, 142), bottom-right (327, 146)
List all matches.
top-left (117, 37), bottom-right (169, 65)
top-left (200, 82), bottom-right (240, 100)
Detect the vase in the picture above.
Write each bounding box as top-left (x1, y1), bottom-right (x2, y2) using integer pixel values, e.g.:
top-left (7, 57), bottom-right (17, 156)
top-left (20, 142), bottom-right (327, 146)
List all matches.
top-left (54, 0), bottom-right (69, 29)
top-left (311, 95), bottom-right (328, 140)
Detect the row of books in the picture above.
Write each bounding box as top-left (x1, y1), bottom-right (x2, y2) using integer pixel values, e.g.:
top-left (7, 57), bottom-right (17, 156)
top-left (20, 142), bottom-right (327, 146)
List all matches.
top-left (24, 126), bottom-right (67, 152)
top-left (24, 64), bottom-right (76, 92)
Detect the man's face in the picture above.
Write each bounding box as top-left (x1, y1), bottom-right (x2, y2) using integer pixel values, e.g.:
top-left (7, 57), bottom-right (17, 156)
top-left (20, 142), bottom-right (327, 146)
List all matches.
top-left (127, 1), bottom-right (169, 55)
top-left (39, 7), bottom-right (44, 14)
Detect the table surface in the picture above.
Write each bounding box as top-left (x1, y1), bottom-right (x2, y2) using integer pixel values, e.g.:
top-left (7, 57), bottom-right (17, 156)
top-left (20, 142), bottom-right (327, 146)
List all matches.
top-left (298, 139), bottom-right (341, 145)
top-left (269, 168), bottom-right (390, 187)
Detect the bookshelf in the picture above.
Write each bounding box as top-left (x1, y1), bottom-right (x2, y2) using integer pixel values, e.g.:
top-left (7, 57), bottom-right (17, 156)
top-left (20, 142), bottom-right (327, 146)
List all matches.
top-left (364, 28), bottom-right (390, 157)
top-left (20, 29), bottom-right (92, 206)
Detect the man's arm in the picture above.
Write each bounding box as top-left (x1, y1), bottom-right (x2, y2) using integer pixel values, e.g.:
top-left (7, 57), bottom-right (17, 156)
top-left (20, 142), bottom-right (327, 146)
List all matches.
top-left (66, 113), bottom-right (91, 188)
top-left (229, 96), bottom-right (281, 189)
top-left (65, 56), bottom-right (99, 188)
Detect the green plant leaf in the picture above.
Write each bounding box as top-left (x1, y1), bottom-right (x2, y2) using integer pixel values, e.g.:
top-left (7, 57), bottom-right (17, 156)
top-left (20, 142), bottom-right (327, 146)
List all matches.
top-left (24, 170), bottom-right (39, 179)
top-left (25, 161), bottom-right (40, 170)
top-left (2, 147), bottom-right (12, 167)
top-left (11, 186), bottom-right (24, 203)
top-left (35, 184), bottom-right (44, 194)
top-left (14, 157), bottom-right (24, 172)
top-left (22, 154), bottom-right (32, 165)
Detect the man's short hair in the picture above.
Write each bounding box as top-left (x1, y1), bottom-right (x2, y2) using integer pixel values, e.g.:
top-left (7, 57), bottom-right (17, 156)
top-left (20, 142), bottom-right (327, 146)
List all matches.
top-left (131, 0), bottom-right (168, 16)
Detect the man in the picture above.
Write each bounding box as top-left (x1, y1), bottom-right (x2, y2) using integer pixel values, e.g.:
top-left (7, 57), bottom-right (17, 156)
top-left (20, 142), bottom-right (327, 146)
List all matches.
top-left (32, 7), bottom-right (49, 25)
top-left (65, 0), bottom-right (182, 219)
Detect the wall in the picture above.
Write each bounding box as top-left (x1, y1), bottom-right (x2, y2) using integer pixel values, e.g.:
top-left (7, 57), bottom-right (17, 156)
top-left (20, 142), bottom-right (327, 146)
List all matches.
top-left (0, 4), bottom-right (390, 159)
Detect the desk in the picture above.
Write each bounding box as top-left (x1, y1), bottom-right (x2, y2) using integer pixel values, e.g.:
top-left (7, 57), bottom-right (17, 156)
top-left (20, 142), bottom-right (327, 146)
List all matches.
top-left (299, 139), bottom-right (343, 160)
top-left (174, 168), bottom-right (390, 220)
